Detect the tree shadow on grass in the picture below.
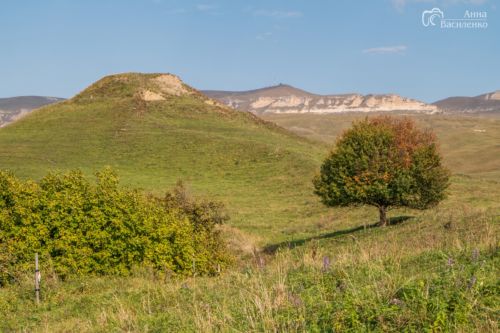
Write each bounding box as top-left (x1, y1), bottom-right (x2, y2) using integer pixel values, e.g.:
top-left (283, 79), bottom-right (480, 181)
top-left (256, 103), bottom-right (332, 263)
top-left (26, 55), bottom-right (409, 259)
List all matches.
top-left (263, 215), bottom-right (413, 254)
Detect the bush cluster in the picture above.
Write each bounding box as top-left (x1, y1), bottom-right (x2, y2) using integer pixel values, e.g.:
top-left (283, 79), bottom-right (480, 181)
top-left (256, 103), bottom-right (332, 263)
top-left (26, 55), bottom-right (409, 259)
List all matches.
top-left (0, 168), bottom-right (230, 285)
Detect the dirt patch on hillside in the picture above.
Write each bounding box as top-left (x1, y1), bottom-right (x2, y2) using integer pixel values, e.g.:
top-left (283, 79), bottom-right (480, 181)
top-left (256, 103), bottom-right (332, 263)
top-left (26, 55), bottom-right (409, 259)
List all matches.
top-left (140, 90), bottom-right (165, 101)
top-left (154, 74), bottom-right (189, 96)
top-left (204, 98), bottom-right (227, 108)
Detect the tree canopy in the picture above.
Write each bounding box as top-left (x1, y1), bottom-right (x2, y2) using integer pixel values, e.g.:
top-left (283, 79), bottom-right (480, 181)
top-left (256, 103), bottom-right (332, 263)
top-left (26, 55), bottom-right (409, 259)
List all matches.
top-left (313, 116), bottom-right (450, 226)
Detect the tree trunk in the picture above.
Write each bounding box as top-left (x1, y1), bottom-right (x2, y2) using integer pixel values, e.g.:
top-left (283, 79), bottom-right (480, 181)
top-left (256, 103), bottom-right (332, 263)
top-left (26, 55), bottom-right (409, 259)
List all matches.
top-left (378, 206), bottom-right (388, 227)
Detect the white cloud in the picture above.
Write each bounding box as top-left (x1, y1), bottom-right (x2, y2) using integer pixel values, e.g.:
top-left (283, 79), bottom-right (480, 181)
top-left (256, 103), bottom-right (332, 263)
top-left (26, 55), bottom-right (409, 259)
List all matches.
top-left (363, 45), bottom-right (408, 54)
top-left (253, 10), bottom-right (303, 18)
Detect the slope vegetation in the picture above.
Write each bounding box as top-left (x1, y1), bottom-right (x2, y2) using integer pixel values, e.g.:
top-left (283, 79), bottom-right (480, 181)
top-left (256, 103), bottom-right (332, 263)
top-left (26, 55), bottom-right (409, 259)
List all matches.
top-left (0, 73), bottom-right (328, 242)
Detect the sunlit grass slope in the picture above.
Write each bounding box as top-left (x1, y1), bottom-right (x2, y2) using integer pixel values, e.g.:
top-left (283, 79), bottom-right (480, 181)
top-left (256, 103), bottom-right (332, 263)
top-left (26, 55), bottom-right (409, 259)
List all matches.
top-left (0, 73), bottom-right (328, 243)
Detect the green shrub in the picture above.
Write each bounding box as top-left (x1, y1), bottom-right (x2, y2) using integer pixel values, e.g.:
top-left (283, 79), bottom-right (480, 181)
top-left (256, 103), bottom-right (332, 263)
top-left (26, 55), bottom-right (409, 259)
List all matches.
top-left (159, 181), bottom-right (230, 275)
top-left (0, 168), bottom-right (230, 285)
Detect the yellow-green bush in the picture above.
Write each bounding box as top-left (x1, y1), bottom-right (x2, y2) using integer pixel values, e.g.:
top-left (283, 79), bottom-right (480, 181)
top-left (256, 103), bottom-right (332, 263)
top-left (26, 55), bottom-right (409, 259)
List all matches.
top-left (0, 168), bottom-right (230, 285)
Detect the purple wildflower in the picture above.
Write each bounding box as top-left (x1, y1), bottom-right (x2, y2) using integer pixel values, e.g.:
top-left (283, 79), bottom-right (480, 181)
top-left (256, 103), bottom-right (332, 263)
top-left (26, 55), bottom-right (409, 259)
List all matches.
top-left (471, 249), bottom-right (479, 262)
top-left (322, 256), bottom-right (331, 271)
top-left (390, 298), bottom-right (405, 307)
top-left (288, 292), bottom-right (303, 307)
top-left (467, 276), bottom-right (477, 289)
top-left (447, 257), bottom-right (454, 267)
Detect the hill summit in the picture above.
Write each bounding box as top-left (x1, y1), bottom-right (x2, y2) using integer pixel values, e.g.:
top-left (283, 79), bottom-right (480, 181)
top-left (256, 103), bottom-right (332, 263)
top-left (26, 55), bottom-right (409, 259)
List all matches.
top-left (75, 73), bottom-right (196, 101)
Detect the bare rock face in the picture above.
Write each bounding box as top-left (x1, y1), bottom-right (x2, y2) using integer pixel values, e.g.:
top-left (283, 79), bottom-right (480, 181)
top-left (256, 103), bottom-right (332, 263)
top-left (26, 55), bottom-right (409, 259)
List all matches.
top-left (203, 84), bottom-right (439, 114)
top-left (139, 74), bottom-right (191, 101)
top-left (482, 91), bottom-right (500, 101)
top-left (153, 74), bottom-right (190, 97)
top-left (140, 90), bottom-right (166, 101)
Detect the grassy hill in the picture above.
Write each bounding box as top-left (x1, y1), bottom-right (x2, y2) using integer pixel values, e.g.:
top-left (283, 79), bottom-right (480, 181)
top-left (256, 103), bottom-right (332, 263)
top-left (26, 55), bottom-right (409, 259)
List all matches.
top-left (0, 73), bottom-right (330, 243)
top-left (0, 75), bottom-right (498, 332)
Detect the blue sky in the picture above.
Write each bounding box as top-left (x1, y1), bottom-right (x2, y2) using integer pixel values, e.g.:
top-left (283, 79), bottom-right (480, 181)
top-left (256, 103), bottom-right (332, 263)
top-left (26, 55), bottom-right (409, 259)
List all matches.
top-left (0, 0), bottom-right (498, 102)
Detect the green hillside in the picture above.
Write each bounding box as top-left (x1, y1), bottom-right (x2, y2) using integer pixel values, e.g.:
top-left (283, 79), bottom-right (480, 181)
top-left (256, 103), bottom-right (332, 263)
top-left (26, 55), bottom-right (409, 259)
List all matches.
top-left (0, 73), bottom-right (329, 243)
top-left (0, 74), bottom-right (499, 332)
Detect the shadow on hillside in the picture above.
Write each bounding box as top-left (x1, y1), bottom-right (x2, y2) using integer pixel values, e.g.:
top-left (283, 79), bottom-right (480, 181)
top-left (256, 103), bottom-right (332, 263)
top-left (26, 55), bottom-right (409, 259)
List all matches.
top-left (263, 215), bottom-right (413, 254)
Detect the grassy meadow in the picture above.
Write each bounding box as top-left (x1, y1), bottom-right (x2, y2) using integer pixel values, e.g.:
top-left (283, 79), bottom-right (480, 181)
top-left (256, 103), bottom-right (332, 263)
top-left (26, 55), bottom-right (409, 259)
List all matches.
top-left (0, 75), bottom-right (499, 332)
top-left (1, 198), bottom-right (498, 332)
top-left (261, 113), bottom-right (500, 181)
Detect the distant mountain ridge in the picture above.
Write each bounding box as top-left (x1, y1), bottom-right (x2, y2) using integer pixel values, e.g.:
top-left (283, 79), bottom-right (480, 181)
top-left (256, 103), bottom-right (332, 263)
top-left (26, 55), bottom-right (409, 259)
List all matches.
top-left (203, 84), bottom-right (439, 114)
top-left (3, 86), bottom-right (498, 127)
top-left (433, 90), bottom-right (500, 114)
top-left (0, 96), bottom-right (65, 127)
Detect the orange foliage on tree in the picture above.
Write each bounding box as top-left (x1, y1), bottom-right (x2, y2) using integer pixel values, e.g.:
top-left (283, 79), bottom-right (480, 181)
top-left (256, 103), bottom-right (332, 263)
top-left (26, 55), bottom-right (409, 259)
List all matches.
top-left (314, 116), bottom-right (450, 226)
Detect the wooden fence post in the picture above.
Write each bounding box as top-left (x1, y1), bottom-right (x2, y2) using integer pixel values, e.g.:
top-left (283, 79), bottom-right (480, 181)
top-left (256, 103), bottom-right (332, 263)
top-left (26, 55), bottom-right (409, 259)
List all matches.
top-left (35, 253), bottom-right (40, 304)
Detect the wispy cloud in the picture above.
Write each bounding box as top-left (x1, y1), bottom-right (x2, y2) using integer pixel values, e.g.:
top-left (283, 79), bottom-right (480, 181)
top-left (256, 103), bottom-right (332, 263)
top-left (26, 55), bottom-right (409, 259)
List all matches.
top-left (164, 4), bottom-right (216, 15)
top-left (166, 8), bottom-right (187, 14)
top-left (363, 45), bottom-right (407, 54)
top-left (253, 10), bottom-right (303, 18)
top-left (391, 0), bottom-right (488, 10)
top-left (196, 4), bottom-right (216, 11)
top-left (256, 32), bottom-right (273, 40)
top-left (391, 0), bottom-right (430, 11)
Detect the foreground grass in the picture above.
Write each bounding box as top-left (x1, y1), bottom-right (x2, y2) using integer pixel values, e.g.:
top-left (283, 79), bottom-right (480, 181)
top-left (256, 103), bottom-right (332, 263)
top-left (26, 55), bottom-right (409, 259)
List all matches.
top-left (1, 205), bottom-right (498, 332)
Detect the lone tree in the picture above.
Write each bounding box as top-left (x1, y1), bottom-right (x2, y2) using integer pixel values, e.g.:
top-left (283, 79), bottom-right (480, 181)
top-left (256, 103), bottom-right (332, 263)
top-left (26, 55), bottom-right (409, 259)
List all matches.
top-left (313, 116), bottom-right (450, 226)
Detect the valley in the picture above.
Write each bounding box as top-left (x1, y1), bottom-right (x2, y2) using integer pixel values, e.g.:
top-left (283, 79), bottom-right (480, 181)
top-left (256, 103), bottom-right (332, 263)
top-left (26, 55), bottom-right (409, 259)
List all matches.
top-left (2, 0), bottom-right (498, 330)
top-left (0, 74), bottom-right (498, 332)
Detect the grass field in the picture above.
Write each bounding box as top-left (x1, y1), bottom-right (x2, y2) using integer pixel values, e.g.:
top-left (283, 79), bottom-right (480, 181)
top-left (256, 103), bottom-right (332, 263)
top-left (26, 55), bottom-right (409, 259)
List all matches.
top-left (262, 113), bottom-right (500, 181)
top-left (0, 76), bottom-right (498, 331)
top-left (1, 200), bottom-right (498, 332)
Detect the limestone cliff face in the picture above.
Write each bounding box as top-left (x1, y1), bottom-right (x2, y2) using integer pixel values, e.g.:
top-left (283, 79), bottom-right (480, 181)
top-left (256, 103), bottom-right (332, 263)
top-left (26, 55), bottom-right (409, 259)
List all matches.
top-left (483, 91), bottom-right (500, 101)
top-left (203, 84), bottom-right (439, 114)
